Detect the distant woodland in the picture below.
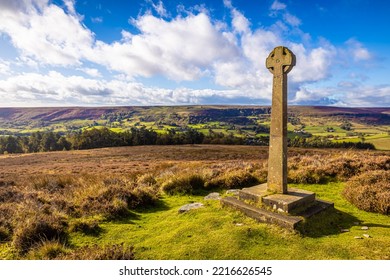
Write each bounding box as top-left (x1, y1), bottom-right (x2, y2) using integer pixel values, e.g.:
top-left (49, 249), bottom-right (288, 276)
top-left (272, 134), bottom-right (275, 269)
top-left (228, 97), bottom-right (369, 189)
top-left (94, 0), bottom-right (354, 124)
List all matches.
top-left (0, 127), bottom-right (375, 154)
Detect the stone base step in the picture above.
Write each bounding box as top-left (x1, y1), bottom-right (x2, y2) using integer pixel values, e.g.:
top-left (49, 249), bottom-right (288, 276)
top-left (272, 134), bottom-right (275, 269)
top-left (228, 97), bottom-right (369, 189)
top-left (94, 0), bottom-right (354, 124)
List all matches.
top-left (239, 184), bottom-right (316, 213)
top-left (221, 196), bottom-right (303, 230)
top-left (298, 199), bottom-right (334, 218)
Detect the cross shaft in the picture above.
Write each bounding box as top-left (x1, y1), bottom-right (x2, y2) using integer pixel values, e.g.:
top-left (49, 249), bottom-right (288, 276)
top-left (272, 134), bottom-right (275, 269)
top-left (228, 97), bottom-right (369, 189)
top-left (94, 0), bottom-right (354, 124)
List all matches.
top-left (265, 46), bottom-right (295, 194)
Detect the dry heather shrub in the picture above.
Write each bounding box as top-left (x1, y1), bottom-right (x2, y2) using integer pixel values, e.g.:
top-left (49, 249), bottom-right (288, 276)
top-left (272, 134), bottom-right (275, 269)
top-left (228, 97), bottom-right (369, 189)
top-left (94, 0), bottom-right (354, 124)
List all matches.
top-left (31, 175), bottom-right (75, 193)
top-left (288, 152), bottom-right (390, 183)
top-left (161, 173), bottom-right (205, 195)
top-left (206, 169), bottom-right (259, 189)
top-left (27, 241), bottom-right (67, 260)
top-left (78, 178), bottom-right (159, 219)
top-left (12, 210), bottom-right (68, 254)
top-left (137, 173), bottom-right (157, 186)
top-left (343, 170), bottom-right (390, 215)
top-left (61, 244), bottom-right (135, 260)
top-left (69, 219), bottom-right (101, 235)
top-left (0, 225), bottom-right (11, 241)
top-left (0, 188), bottom-right (24, 203)
top-left (288, 168), bottom-right (326, 184)
top-left (0, 205), bottom-right (14, 241)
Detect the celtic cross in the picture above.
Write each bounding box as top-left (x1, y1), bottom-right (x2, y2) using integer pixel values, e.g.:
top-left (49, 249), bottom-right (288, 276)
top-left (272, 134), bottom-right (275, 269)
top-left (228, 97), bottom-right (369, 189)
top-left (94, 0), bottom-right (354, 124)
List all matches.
top-left (266, 46), bottom-right (296, 194)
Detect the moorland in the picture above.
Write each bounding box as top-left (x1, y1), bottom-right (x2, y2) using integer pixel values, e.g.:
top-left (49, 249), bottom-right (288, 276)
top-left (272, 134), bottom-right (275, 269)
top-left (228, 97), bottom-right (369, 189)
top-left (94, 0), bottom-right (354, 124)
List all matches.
top-left (0, 145), bottom-right (389, 260)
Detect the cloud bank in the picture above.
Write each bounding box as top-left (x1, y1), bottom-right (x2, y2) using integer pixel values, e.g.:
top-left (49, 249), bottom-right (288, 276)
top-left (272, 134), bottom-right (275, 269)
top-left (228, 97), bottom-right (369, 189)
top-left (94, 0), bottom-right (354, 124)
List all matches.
top-left (0, 0), bottom-right (384, 107)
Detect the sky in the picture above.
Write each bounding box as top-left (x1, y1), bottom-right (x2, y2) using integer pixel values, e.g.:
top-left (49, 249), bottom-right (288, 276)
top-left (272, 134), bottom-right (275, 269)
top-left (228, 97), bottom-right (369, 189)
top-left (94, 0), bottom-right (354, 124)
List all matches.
top-left (0, 0), bottom-right (389, 107)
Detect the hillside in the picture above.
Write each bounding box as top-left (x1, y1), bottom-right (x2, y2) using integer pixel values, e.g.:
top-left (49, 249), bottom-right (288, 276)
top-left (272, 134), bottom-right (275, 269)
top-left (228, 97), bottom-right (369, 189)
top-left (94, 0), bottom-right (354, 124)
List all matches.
top-left (0, 106), bottom-right (389, 123)
top-left (0, 106), bottom-right (389, 150)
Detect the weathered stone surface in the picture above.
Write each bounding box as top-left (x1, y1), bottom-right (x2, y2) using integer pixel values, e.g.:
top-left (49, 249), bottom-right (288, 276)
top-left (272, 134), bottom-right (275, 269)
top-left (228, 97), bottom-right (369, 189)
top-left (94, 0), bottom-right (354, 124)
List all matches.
top-left (298, 199), bottom-right (334, 218)
top-left (266, 46), bottom-right (296, 194)
top-left (221, 196), bottom-right (303, 230)
top-left (204, 192), bottom-right (220, 200)
top-left (361, 226), bottom-right (369, 230)
top-left (239, 183), bottom-right (268, 202)
top-left (363, 234), bottom-right (371, 238)
top-left (262, 188), bottom-right (315, 213)
top-left (178, 203), bottom-right (204, 213)
top-left (226, 189), bottom-right (240, 195)
top-left (354, 236), bottom-right (363, 239)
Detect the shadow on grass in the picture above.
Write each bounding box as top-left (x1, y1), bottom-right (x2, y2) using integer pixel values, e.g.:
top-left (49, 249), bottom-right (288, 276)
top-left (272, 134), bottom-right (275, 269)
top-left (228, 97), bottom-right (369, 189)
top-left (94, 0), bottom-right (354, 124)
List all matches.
top-left (131, 199), bottom-right (170, 214)
top-left (108, 211), bottom-right (142, 224)
top-left (297, 208), bottom-right (361, 238)
top-left (107, 199), bottom-right (171, 226)
top-left (363, 223), bottom-right (390, 229)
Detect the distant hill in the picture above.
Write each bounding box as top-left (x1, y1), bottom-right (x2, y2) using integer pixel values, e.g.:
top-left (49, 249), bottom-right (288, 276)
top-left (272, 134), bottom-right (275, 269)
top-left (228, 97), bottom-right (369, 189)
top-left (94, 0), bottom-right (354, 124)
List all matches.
top-left (0, 105), bottom-right (389, 123)
top-left (0, 105), bottom-right (389, 150)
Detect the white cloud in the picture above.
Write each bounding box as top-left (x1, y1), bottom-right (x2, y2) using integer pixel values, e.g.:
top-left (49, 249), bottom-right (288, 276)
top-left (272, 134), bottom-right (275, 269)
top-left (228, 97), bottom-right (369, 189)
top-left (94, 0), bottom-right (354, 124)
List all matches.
top-left (0, 71), bottom-right (249, 106)
top-left (0, 60), bottom-right (11, 75)
top-left (346, 39), bottom-right (372, 61)
top-left (0, 0), bottom-right (49, 12)
top-left (270, 0), bottom-right (287, 11)
top-left (91, 17), bottom-right (103, 23)
top-left (0, 0), bottom-right (384, 107)
top-left (90, 13), bottom-right (238, 81)
top-left (79, 68), bottom-right (102, 78)
top-left (231, 9), bottom-right (250, 34)
top-left (284, 13), bottom-right (301, 27)
top-left (64, 0), bottom-right (76, 15)
top-left (292, 86), bottom-right (335, 104)
top-left (337, 85), bottom-right (390, 107)
top-left (289, 43), bottom-right (336, 83)
top-left (0, 0), bottom-right (94, 66)
top-left (151, 0), bottom-right (168, 17)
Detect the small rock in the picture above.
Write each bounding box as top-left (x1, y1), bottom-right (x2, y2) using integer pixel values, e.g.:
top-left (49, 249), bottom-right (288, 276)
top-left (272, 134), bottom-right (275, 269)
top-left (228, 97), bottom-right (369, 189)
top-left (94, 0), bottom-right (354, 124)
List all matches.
top-left (204, 192), bottom-right (220, 200)
top-left (354, 236), bottom-right (363, 239)
top-left (340, 229), bottom-right (350, 233)
top-left (226, 189), bottom-right (240, 195)
top-left (178, 203), bottom-right (204, 213)
top-left (235, 223), bottom-right (244, 226)
top-left (353, 222), bottom-right (360, 225)
top-left (361, 226), bottom-right (369, 230)
top-left (363, 234), bottom-right (371, 238)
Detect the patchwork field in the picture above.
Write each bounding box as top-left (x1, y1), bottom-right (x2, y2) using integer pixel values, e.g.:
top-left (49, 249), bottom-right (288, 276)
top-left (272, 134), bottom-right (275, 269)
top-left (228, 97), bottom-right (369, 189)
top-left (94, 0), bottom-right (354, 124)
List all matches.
top-left (1, 106), bottom-right (389, 150)
top-left (0, 145), bottom-right (389, 260)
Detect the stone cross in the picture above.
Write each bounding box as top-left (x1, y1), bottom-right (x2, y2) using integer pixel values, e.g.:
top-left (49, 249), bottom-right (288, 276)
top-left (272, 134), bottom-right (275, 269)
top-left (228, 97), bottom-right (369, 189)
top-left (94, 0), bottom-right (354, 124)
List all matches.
top-left (266, 46), bottom-right (296, 194)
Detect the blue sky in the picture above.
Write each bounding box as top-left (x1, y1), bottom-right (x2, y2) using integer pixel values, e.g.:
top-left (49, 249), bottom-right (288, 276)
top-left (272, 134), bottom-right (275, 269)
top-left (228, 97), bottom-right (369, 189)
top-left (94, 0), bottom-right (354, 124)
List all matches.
top-left (0, 0), bottom-right (389, 107)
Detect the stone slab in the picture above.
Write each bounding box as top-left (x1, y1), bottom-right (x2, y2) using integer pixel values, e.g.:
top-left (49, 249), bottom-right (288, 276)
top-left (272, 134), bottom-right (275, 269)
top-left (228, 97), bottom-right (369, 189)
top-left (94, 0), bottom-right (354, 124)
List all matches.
top-left (221, 196), bottom-right (303, 230)
top-left (298, 199), bottom-right (334, 218)
top-left (239, 183), bottom-right (268, 202)
top-left (204, 192), bottom-right (220, 200)
top-left (178, 203), bottom-right (204, 213)
top-left (262, 188), bottom-right (315, 213)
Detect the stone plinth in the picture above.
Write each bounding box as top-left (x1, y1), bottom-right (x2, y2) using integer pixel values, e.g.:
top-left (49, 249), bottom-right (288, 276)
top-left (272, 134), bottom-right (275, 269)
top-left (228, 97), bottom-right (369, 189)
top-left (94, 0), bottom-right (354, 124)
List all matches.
top-left (239, 183), bottom-right (268, 202)
top-left (221, 196), bottom-right (303, 230)
top-left (239, 184), bottom-right (316, 213)
top-left (262, 188), bottom-right (315, 213)
top-left (221, 188), bottom-right (333, 230)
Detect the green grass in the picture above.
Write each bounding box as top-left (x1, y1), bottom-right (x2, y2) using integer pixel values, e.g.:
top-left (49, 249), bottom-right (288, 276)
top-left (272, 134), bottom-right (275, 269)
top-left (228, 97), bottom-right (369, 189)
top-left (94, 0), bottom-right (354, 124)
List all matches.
top-left (67, 183), bottom-right (390, 260)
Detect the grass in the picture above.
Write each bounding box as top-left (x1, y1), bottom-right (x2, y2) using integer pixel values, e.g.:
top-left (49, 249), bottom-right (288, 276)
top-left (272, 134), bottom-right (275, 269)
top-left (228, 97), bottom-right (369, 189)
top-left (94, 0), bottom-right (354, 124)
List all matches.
top-left (68, 183), bottom-right (390, 260)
